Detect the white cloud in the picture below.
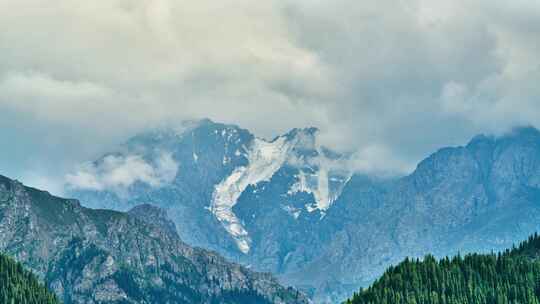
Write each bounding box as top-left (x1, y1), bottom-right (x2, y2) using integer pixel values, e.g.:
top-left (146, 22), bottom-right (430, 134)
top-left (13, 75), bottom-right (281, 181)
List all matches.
top-left (349, 145), bottom-right (415, 177)
top-left (66, 152), bottom-right (178, 193)
top-left (1, 0), bottom-right (540, 186)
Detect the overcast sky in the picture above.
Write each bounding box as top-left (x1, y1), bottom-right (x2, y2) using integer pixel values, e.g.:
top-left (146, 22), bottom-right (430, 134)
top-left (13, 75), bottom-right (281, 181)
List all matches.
top-left (1, 0), bottom-right (540, 194)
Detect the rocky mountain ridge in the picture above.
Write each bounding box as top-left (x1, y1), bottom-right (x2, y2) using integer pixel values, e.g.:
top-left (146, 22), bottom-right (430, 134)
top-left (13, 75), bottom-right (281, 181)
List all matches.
top-left (0, 174), bottom-right (308, 304)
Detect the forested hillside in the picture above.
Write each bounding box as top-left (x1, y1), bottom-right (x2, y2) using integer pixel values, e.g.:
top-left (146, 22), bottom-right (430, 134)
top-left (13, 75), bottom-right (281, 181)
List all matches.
top-left (0, 253), bottom-right (59, 304)
top-left (347, 233), bottom-right (540, 304)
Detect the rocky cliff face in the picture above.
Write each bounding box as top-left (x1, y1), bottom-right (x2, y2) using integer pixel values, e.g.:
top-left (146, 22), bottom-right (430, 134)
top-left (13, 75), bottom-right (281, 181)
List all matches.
top-left (0, 174), bottom-right (308, 304)
top-left (127, 204), bottom-right (179, 238)
top-left (301, 127), bottom-right (540, 302)
top-left (67, 121), bottom-right (540, 303)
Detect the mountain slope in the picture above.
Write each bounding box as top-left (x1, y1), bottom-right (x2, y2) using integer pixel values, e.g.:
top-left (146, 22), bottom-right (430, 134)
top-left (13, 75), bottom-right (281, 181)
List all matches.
top-left (66, 121), bottom-right (540, 303)
top-left (0, 253), bottom-right (60, 304)
top-left (346, 233), bottom-right (540, 304)
top-left (66, 119), bottom-right (351, 262)
top-left (0, 174), bottom-right (307, 304)
top-left (293, 127), bottom-right (540, 302)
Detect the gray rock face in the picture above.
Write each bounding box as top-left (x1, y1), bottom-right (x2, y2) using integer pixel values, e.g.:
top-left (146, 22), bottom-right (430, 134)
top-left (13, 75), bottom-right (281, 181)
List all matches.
top-left (128, 204), bottom-right (179, 238)
top-left (67, 121), bottom-right (540, 303)
top-left (68, 119), bottom-right (256, 256)
top-left (0, 175), bottom-right (308, 304)
top-left (302, 127), bottom-right (540, 302)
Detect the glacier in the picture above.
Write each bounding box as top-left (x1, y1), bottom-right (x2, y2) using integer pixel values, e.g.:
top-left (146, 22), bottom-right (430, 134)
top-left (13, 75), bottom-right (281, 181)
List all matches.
top-left (211, 129), bottom-right (352, 252)
top-left (211, 136), bottom-right (294, 253)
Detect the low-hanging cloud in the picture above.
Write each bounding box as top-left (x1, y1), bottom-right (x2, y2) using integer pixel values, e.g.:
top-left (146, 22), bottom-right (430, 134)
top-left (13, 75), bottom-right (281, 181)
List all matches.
top-left (0, 0), bottom-right (540, 191)
top-left (65, 152), bottom-right (178, 194)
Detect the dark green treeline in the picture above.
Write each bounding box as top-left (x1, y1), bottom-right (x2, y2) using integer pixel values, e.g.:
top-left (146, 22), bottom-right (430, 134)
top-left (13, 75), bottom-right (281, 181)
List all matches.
top-left (347, 233), bottom-right (540, 304)
top-left (0, 253), bottom-right (59, 304)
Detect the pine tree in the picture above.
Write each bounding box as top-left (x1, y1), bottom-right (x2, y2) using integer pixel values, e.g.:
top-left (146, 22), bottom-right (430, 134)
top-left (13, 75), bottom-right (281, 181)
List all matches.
top-left (0, 253), bottom-right (60, 304)
top-left (347, 233), bottom-right (540, 304)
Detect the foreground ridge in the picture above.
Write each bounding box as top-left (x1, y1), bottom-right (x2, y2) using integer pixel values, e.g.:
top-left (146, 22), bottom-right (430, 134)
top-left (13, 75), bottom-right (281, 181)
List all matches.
top-left (0, 174), bottom-right (308, 304)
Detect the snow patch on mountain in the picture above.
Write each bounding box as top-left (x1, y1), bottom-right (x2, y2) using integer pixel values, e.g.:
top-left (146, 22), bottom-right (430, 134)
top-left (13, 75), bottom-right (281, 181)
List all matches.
top-left (289, 170), bottom-right (330, 211)
top-left (293, 173), bottom-right (328, 211)
top-left (282, 205), bottom-right (302, 219)
top-left (288, 157), bottom-right (351, 212)
top-left (211, 136), bottom-right (293, 253)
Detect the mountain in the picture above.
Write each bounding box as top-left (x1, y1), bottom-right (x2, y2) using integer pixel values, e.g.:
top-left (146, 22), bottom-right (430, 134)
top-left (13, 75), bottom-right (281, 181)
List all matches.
top-left (67, 119), bottom-right (350, 256)
top-left (299, 127), bottom-right (540, 302)
top-left (0, 174), bottom-right (308, 304)
top-left (66, 120), bottom-right (540, 303)
top-left (346, 232), bottom-right (540, 304)
top-left (0, 253), bottom-right (60, 304)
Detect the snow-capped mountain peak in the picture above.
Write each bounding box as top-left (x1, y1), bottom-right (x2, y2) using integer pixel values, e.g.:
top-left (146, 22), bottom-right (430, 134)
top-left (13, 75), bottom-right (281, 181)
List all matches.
top-left (210, 126), bottom-right (351, 253)
top-left (67, 119), bottom-right (352, 255)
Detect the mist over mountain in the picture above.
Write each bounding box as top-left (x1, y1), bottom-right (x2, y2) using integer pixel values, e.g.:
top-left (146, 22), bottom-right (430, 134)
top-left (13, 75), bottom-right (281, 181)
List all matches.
top-left (65, 120), bottom-right (540, 302)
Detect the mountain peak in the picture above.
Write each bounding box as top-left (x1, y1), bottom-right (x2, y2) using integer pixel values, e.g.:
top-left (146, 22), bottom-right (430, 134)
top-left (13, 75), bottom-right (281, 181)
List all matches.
top-left (283, 127), bottom-right (319, 141)
top-left (128, 204), bottom-right (178, 237)
top-left (197, 117), bottom-right (215, 125)
top-left (465, 126), bottom-right (540, 150)
top-left (193, 118), bottom-right (243, 131)
top-left (466, 134), bottom-right (495, 149)
top-left (506, 126), bottom-right (540, 140)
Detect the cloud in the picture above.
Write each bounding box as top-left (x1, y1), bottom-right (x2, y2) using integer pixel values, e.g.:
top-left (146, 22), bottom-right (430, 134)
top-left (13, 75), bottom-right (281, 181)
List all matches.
top-left (66, 152), bottom-right (178, 194)
top-left (285, 130), bottom-right (410, 177)
top-left (0, 0), bottom-right (540, 188)
top-left (348, 145), bottom-right (415, 177)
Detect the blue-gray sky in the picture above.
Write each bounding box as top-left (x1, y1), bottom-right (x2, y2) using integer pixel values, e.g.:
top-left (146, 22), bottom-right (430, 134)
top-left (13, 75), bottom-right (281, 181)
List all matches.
top-left (1, 0), bottom-right (540, 194)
